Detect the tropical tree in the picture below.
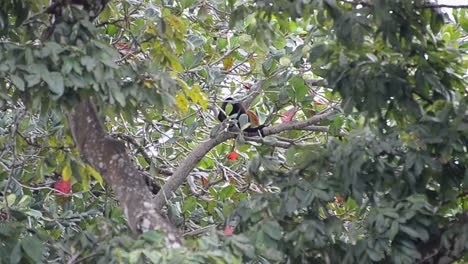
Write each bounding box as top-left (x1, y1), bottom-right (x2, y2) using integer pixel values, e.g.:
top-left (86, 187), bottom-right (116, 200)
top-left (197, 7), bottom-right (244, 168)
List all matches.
top-left (0, 0), bottom-right (467, 263)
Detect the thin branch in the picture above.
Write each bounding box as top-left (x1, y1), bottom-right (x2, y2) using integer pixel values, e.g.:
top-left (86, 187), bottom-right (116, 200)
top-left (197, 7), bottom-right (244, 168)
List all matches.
top-left (183, 224), bottom-right (217, 237)
top-left (262, 110), bottom-right (339, 136)
top-left (209, 46), bottom-right (239, 67)
top-left (245, 136), bottom-right (321, 148)
top-left (112, 132), bottom-right (152, 165)
top-left (11, 177), bottom-right (73, 196)
top-left (22, 2), bottom-right (60, 26)
top-left (153, 131), bottom-right (236, 210)
top-left (340, 0), bottom-right (372, 7)
top-left (340, 0), bottom-right (468, 9)
top-left (302, 125), bottom-right (348, 137)
top-left (3, 110), bottom-right (26, 219)
top-left (418, 3), bottom-right (468, 9)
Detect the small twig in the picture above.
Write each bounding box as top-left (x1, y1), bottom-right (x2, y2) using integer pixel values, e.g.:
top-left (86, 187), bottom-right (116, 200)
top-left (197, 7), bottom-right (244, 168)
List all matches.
top-left (11, 177), bottom-right (74, 196)
top-left (112, 132), bottom-right (152, 165)
top-left (244, 136), bottom-right (321, 149)
top-left (71, 250), bottom-right (101, 264)
top-left (16, 131), bottom-right (70, 151)
top-left (3, 110), bottom-right (26, 219)
top-left (417, 3), bottom-right (468, 9)
top-left (183, 224), bottom-right (217, 237)
top-left (22, 2), bottom-right (59, 26)
top-left (204, 178), bottom-right (224, 189)
top-left (209, 46), bottom-right (239, 67)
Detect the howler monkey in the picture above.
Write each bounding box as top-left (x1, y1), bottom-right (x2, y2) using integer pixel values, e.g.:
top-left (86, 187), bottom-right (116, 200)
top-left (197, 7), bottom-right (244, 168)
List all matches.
top-left (217, 97), bottom-right (265, 134)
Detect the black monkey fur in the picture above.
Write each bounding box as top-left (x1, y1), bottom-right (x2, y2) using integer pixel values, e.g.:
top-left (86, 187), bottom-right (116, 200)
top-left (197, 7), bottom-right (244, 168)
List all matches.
top-left (217, 97), bottom-right (265, 134)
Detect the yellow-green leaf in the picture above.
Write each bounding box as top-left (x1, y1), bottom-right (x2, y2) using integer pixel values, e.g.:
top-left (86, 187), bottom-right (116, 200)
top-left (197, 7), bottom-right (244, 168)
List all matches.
top-left (6, 194), bottom-right (17, 206)
top-left (62, 161), bottom-right (72, 181)
top-left (175, 92), bottom-right (189, 113)
top-left (86, 165), bottom-right (104, 185)
top-left (186, 85), bottom-right (208, 110)
top-left (223, 55), bottom-right (234, 71)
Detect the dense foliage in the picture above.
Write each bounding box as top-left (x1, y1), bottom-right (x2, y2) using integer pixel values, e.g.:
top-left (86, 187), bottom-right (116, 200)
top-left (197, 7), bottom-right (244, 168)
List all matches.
top-left (0, 0), bottom-right (467, 263)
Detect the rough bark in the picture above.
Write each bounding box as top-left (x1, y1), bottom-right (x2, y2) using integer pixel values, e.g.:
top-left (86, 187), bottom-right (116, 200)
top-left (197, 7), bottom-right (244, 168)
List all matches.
top-left (67, 99), bottom-right (181, 246)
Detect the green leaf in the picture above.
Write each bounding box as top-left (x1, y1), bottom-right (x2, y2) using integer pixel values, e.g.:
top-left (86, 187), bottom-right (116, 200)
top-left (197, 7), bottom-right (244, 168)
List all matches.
top-left (22, 209), bottom-right (43, 218)
top-left (86, 165), bottom-right (104, 185)
top-left (262, 220), bottom-right (282, 240)
top-left (10, 75), bottom-right (25, 91)
top-left (286, 146), bottom-right (297, 165)
top-left (460, 15), bottom-right (468, 32)
top-left (24, 74), bottom-right (40, 87)
top-left (17, 195), bottom-right (32, 207)
top-left (290, 76), bottom-right (307, 101)
top-left (279, 56), bottom-right (291, 67)
top-left (238, 114), bottom-right (250, 130)
top-left (400, 225), bottom-right (429, 241)
top-left (43, 72), bottom-right (64, 96)
top-left (389, 221), bottom-right (399, 240)
top-left (183, 196), bottom-right (198, 213)
top-left (329, 117), bottom-right (344, 136)
top-left (219, 185), bottom-right (236, 200)
top-left (113, 89), bottom-right (126, 106)
top-left (99, 6), bottom-right (112, 22)
top-left (21, 236), bottom-right (44, 262)
top-left (231, 235), bottom-right (256, 258)
top-left (143, 250), bottom-right (161, 263)
top-left (10, 242), bottom-right (22, 264)
top-left (141, 231), bottom-right (164, 244)
top-left (128, 249), bottom-right (142, 263)
top-left (80, 56), bottom-right (97, 71)
top-left (6, 193), bottom-right (16, 205)
top-left (187, 34), bottom-right (206, 48)
top-left (225, 103), bottom-right (233, 116)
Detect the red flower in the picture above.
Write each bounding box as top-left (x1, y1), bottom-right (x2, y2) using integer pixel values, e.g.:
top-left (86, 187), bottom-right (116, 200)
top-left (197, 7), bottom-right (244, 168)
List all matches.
top-left (281, 107), bottom-right (298, 122)
top-left (224, 226), bottom-right (234, 235)
top-left (227, 151), bottom-right (239, 160)
top-left (54, 179), bottom-right (71, 194)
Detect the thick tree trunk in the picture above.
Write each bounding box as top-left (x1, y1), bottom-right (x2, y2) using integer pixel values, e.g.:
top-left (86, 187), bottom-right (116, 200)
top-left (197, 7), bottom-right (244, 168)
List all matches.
top-left (67, 99), bottom-right (181, 246)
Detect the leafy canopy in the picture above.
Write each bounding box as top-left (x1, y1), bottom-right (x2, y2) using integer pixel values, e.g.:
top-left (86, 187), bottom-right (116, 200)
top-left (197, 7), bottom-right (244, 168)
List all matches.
top-left (0, 0), bottom-right (467, 263)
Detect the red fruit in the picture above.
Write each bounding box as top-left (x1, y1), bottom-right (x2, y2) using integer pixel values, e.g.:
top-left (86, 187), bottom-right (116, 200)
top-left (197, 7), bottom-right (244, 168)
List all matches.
top-left (227, 151), bottom-right (239, 160)
top-left (54, 179), bottom-right (71, 194)
top-left (224, 226), bottom-right (234, 235)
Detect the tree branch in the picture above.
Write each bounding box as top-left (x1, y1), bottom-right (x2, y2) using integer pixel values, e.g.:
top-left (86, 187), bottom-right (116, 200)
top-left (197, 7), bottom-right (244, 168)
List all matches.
top-left (153, 131), bottom-right (236, 210)
top-left (153, 109), bottom-right (339, 209)
top-left (67, 99), bottom-right (181, 246)
top-left (245, 136), bottom-right (321, 148)
top-left (261, 110), bottom-right (338, 136)
top-left (340, 0), bottom-right (468, 9)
